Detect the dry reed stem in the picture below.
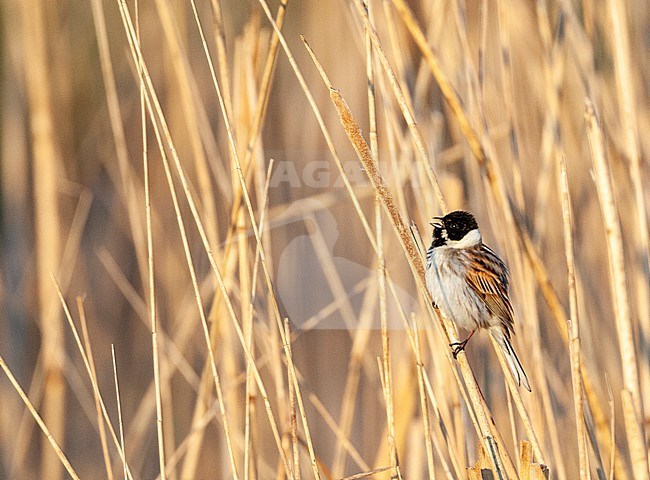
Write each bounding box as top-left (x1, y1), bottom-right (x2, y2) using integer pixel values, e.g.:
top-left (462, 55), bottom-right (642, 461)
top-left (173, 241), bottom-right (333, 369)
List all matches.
top-left (241, 158), bottom-right (276, 480)
top-left (380, 1), bottom-right (415, 116)
top-left (621, 389), bottom-right (648, 480)
top-left (282, 320), bottom-right (323, 480)
top-left (300, 36), bottom-right (511, 479)
top-left (11, 358), bottom-right (47, 473)
top-left (375, 354), bottom-right (419, 474)
top-left (238, 87), bottom-right (254, 480)
top-left (0, 355), bottom-right (80, 480)
top-left (532, 0), bottom-right (562, 246)
top-left (111, 345), bottom-right (128, 480)
top-left (154, 21), bottom-right (248, 464)
top-left (126, 0), bottom-right (167, 476)
top-left (558, 156), bottom-right (588, 478)
top-left (340, 466), bottom-right (392, 480)
top-left (305, 216), bottom-right (364, 331)
top-left (608, 0), bottom-right (650, 410)
top-left (286, 321), bottom-right (300, 480)
top-left (140, 57), bottom-right (167, 480)
top-left (389, 0), bottom-right (483, 169)
top-left (22, 0), bottom-right (65, 476)
top-left (128, 0), bottom-right (228, 477)
top-left (96, 249), bottom-right (201, 389)
top-left (155, 402), bottom-right (218, 478)
top-left (490, 10), bottom-right (549, 461)
top-left (309, 393), bottom-right (370, 472)
top-left (281, 322), bottom-right (321, 479)
top-left (607, 380), bottom-right (616, 480)
top-left (585, 99), bottom-right (648, 480)
top-left (237, 29), bottom-right (259, 480)
top-left (330, 296), bottom-right (374, 475)
top-left (420, 369), bottom-right (464, 479)
top-left (223, 54), bottom-right (319, 480)
top-left (488, 337), bottom-right (545, 464)
top-left (519, 441), bottom-right (550, 480)
top-left (193, 8), bottom-right (280, 437)
top-left (411, 317), bottom-right (436, 479)
top-left (250, 20), bottom-right (444, 473)
top-left (77, 297), bottom-right (114, 480)
top-left (207, 0), bottom-right (234, 129)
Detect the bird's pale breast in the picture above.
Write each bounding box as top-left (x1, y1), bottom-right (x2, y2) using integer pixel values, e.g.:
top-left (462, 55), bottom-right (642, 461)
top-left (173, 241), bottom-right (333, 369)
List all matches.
top-left (426, 247), bottom-right (493, 331)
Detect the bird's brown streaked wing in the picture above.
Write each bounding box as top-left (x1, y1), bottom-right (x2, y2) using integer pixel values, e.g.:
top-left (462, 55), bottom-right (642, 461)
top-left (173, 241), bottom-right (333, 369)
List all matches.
top-left (464, 247), bottom-right (515, 335)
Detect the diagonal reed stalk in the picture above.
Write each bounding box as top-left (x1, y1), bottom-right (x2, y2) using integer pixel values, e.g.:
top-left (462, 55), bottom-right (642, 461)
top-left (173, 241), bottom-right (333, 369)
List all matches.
top-left (300, 36), bottom-right (511, 479)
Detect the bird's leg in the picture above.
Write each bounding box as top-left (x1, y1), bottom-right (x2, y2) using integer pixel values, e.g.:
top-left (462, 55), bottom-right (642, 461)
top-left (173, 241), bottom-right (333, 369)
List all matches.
top-left (449, 330), bottom-right (476, 359)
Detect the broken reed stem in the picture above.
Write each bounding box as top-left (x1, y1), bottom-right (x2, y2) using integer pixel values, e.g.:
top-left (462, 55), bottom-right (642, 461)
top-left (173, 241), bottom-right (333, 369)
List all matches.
top-left (53, 277), bottom-right (135, 480)
top-left (300, 36), bottom-right (508, 479)
top-left (558, 156), bottom-right (589, 478)
top-left (340, 466), bottom-right (392, 480)
top-left (586, 99), bottom-right (648, 480)
top-left (77, 297), bottom-right (115, 480)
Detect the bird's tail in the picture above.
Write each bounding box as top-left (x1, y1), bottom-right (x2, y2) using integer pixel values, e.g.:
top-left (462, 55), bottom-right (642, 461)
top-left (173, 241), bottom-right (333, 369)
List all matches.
top-left (490, 327), bottom-right (531, 392)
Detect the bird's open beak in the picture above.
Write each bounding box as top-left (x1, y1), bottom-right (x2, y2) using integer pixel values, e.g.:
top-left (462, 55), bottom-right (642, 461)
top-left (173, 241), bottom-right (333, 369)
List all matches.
top-left (430, 216), bottom-right (444, 228)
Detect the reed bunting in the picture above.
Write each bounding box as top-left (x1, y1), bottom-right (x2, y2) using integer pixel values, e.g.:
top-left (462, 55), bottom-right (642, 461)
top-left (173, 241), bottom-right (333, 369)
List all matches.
top-left (426, 210), bottom-right (531, 391)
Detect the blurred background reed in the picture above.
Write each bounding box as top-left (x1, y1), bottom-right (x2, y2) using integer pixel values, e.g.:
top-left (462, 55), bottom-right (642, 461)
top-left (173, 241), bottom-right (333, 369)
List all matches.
top-left (1, 0), bottom-right (649, 478)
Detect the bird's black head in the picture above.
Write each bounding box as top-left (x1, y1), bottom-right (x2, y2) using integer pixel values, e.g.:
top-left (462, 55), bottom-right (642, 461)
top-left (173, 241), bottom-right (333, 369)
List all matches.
top-left (430, 210), bottom-right (479, 247)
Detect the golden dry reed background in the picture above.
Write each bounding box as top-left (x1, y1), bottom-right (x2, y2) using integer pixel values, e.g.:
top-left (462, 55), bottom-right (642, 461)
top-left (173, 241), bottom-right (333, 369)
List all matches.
top-left (1, 0), bottom-right (650, 479)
